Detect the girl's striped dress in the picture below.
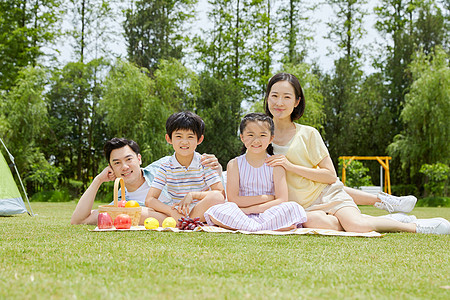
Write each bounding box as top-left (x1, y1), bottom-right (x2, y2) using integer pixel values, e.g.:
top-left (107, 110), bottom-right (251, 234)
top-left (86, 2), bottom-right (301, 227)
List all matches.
top-left (204, 154), bottom-right (307, 231)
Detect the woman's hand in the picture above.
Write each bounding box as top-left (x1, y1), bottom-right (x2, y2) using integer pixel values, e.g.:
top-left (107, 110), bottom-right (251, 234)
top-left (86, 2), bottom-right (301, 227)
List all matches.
top-left (265, 155), bottom-right (293, 171)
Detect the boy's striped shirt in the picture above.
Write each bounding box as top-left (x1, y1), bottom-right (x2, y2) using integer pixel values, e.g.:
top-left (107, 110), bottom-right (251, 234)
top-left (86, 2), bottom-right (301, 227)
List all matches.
top-left (151, 152), bottom-right (221, 204)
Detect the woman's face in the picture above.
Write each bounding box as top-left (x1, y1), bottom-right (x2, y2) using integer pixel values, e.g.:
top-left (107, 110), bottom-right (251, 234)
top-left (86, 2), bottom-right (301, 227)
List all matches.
top-left (267, 80), bottom-right (299, 121)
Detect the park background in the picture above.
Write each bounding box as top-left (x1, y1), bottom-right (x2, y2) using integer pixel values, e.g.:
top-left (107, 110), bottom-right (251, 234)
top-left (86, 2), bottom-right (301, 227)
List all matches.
top-left (0, 0), bottom-right (449, 204)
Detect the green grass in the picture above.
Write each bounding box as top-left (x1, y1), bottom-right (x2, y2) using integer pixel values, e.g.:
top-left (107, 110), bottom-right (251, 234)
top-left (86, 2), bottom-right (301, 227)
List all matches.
top-left (1, 203), bottom-right (449, 299)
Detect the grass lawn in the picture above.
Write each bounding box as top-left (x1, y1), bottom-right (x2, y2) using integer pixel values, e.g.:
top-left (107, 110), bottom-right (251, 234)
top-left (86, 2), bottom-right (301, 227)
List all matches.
top-left (1, 202), bottom-right (449, 299)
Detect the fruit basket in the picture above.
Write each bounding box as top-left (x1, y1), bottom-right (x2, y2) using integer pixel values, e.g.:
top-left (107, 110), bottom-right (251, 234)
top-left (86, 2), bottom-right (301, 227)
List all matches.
top-left (98, 178), bottom-right (141, 226)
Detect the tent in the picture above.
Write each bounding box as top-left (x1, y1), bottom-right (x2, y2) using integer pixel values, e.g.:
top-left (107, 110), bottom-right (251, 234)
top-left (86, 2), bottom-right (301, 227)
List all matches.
top-left (0, 138), bottom-right (34, 216)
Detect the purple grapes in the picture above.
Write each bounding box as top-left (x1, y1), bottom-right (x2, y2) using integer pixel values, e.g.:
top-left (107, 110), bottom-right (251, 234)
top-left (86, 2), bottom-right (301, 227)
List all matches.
top-left (177, 216), bottom-right (204, 230)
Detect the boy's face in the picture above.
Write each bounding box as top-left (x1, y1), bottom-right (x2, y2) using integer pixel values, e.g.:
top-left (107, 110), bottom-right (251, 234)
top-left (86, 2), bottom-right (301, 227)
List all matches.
top-left (165, 129), bottom-right (204, 157)
top-left (109, 145), bottom-right (142, 184)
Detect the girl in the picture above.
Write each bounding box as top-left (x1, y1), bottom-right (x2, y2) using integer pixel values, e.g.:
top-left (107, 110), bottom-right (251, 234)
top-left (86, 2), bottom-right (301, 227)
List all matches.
top-left (263, 72), bottom-right (450, 234)
top-left (204, 113), bottom-right (307, 231)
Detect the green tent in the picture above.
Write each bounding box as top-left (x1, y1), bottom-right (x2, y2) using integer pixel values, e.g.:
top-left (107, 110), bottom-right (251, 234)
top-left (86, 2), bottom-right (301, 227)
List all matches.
top-left (0, 139), bottom-right (33, 216)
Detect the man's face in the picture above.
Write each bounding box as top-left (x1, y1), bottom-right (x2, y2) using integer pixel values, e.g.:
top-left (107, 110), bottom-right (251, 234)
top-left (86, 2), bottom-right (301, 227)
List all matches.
top-left (165, 129), bottom-right (203, 157)
top-left (109, 145), bottom-right (142, 183)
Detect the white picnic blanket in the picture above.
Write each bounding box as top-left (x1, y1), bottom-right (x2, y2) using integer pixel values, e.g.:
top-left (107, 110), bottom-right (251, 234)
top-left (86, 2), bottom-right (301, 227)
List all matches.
top-left (91, 225), bottom-right (384, 237)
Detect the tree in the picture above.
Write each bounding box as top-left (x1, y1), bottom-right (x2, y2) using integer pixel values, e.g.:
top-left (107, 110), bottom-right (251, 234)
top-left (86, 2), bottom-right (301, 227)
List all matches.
top-left (321, 0), bottom-right (367, 166)
top-left (100, 59), bottom-right (171, 164)
top-left (47, 59), bottom-right (108, 184)
top-left (0, 0), bottom-right (61, 90)
top-left (195, 0), bottom-right (256, 98)
top-left (196, 72), bottom-right (243, 167)
top-left (374, 0), bottom-right (421, 133)
top-left (64, 0), bottom-right (116, 63)
top-left (124, 0), bottom-right (197, 75)
top-left (277, 0), bottom-right (318, 65)
top-left (246, 0), bottom-right (277, 95)
top-left (387, 47), bottom-right (449, 181)
top-left (0, 66), bottom-right (59, 193)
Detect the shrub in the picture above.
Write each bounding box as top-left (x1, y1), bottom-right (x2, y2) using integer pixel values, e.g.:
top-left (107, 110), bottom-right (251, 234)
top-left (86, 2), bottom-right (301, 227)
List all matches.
top-left (416, 197), bottom-right (450, 207)
top-left (419, 163), bottom-right (449, 197)
top-left (338, 159), bottom-right (373, 188)
top-left (391, 184), bottom-right (419, 197)
top-left (31, 189), bottom-right (71, 202)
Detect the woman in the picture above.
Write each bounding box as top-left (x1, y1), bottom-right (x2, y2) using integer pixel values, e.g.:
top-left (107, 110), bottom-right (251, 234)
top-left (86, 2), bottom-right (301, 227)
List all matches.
top-left (262, 72), bottom-right (449, 234)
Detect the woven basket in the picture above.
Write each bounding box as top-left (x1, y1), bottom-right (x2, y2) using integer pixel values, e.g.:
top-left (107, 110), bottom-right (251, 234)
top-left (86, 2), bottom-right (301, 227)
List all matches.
top-left (98, 178), bottom-right (141, 226)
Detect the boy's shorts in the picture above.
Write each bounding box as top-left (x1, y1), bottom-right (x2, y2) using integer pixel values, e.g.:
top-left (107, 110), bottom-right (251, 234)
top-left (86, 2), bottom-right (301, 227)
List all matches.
top-left (305, 179), bottom-right (360, 215)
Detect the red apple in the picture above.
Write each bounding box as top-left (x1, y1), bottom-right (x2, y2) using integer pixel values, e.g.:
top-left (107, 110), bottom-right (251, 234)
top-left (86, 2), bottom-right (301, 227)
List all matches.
top-left (114, 214), bottom-right (132, 229)
top-left (117, 200), bottom-right (127, 207)
top-left (98, 212), bottom-right (113, 229)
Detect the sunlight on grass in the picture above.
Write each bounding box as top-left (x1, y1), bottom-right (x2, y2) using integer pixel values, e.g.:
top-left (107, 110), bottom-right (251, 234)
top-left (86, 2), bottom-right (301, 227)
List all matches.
top-left (1, 203), bottom-right (449, 299)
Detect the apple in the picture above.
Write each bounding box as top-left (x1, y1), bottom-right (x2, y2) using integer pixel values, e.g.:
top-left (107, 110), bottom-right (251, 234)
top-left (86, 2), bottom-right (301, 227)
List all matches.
top-left (98, 212), bottom-right (113, 229)
top-left (114, 214), bottom-right (132, 229)
top-left (117, 200), bottom-right (127, 207)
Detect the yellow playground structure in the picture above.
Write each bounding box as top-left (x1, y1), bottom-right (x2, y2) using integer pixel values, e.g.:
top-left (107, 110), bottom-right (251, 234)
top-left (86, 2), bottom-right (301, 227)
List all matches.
top-left (339, 156), bottom-right (392, 195)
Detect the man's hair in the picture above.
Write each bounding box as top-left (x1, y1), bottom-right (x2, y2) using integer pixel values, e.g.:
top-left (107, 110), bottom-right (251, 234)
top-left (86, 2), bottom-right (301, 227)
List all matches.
top-left (103, 137), bottom-right (140, 162)
top-left (166, 111), bottom-right (205, 140)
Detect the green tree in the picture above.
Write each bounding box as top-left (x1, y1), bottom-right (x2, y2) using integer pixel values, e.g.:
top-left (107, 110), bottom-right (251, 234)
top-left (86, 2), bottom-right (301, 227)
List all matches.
top-left (0, 66), bottom-right (59, 193)
top-left (246, 0), bottom-right (277, 95)
top-left (196, 72), bottom-right (243, 167)
top-left (374, 0), bottom-right (421, 133)
top-left (124, 0), bottom-right (197, 75)
top-left (277, 0), bottom-right (318, 64)
top-left (387, 47), bottom-right (449, 181)
top-left (321, 0), bottom-right (367, 166)
top-left (0, 0), bottom-right (61, 90)
top-left (65, 0), bottom-right (115, 63)
top-left (195, 0), bottom-right (255, 97)
top-left (153, 58), bottom-right (201, 112)
top-left (100, 59), bottom-right (170, 164)
top-left (47, 59), bottom-right (108, 184)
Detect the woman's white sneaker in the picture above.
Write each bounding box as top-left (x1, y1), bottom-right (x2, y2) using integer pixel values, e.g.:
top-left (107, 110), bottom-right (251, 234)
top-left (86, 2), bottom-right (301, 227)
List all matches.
top-left (379, 213), bottom-right (417, 223)
top-left (414, 218), bottom-right (450, 235)
top-left (375, 192), bottom-right (417, 213)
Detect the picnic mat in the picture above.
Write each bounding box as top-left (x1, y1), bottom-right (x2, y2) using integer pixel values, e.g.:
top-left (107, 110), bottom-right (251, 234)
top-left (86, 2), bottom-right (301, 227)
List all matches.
top-left (91, 225), bottom-right (385, 238)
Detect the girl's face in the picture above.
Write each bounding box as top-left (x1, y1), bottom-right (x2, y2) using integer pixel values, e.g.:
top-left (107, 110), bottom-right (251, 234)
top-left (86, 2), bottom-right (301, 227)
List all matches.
top-left (240, 121), bottom-right (274, 155)
top-left (267, 80), bottom-right (300, 121)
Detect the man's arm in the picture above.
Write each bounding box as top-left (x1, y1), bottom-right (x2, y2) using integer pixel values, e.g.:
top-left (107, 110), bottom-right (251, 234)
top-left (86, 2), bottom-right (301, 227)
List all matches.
top-left (71, 166), bottom-right (115, 225)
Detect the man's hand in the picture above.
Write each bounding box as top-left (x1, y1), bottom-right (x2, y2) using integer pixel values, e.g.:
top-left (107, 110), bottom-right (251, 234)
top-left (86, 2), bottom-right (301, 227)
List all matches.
top-left (201, 153), bottom-right (222, 171)
top-left (96, 166), bottom-right (116, 183)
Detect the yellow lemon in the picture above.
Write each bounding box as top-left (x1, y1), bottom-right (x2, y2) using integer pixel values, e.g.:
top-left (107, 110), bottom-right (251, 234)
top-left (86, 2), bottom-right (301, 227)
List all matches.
top-left (144, 217), bottom-right (159, 229)
top-left (162, 217), bottom-right (177, 228)
top-left (125, 200), bottom-right (140, 208)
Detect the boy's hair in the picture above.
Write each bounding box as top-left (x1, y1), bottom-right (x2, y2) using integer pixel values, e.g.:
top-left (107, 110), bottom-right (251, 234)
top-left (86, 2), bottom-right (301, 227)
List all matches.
top-left (264, 72), bottom-right (305, 121)
top-left (239, 113), bottom-right (275, 155)
top-left (104, 137), bottom-right (140, 163)
top-left (166, 111), bottom-right (205, 140)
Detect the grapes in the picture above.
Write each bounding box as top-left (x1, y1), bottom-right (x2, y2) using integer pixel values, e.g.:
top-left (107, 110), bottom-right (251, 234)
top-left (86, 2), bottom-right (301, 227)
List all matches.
top-left (177, 216), bottom-right (204, 230)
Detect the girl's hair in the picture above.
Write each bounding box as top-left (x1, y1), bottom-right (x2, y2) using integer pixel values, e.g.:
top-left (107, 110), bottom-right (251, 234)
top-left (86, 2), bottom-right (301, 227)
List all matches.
top-left (264, 72), bottom-right (305, 121)
top-left (239, 113), bottom-right (274, 155)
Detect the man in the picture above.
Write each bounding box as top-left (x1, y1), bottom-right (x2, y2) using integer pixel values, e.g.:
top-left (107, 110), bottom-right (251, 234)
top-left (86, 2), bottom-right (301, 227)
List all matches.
top-left (71, 137), bottom-right (220, 225)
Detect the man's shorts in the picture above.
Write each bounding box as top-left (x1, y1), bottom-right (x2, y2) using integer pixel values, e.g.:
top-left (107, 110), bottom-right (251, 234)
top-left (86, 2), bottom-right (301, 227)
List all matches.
top-left (305, 179), bottom-right (360, 215)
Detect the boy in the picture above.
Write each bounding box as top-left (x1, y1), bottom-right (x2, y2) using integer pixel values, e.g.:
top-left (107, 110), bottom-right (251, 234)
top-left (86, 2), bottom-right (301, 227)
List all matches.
top-left (145, 111), bottom-right (225, 221)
